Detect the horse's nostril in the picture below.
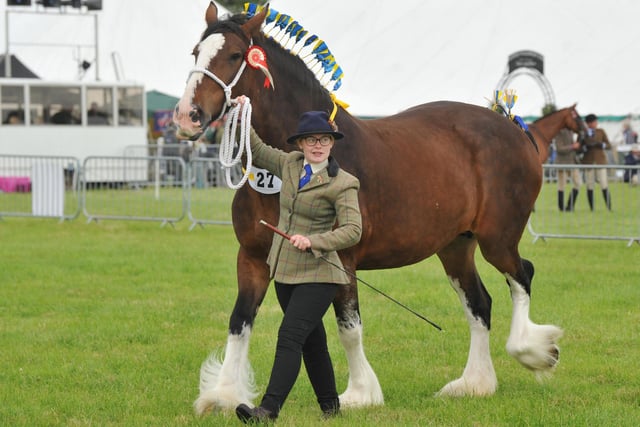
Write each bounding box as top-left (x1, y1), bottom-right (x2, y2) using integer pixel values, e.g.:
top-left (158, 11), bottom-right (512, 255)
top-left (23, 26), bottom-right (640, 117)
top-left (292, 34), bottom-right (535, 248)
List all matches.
top-left (189, 109), bottom-right (201, 124)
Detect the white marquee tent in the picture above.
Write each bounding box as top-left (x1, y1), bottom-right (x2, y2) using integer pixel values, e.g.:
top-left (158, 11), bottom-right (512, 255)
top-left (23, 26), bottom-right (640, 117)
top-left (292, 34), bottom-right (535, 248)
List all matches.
top-left (3, 0), bottom-right (640, 133)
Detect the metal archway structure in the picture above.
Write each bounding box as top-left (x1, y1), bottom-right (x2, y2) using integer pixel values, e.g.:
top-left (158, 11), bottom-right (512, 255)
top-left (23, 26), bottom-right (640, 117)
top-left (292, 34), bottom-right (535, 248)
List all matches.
top-left (495, 50), bottom-right (556, 109)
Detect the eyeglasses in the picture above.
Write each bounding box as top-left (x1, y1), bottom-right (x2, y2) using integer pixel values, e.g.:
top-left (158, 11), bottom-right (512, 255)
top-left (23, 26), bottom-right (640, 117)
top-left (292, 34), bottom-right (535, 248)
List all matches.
top-left (301, 135), bottom-right (334, 146)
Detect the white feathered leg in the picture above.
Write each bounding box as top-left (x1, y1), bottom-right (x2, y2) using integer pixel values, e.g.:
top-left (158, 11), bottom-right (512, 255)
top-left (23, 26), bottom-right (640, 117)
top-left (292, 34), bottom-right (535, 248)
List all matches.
top-left (505, 274), bottom-right (563, 379)
top-left (437, 278), bottom-right (497, 397)
top-left (337, 318), bottom-right (384, 407)
top-left (194, 324), bottom-right (258, 415)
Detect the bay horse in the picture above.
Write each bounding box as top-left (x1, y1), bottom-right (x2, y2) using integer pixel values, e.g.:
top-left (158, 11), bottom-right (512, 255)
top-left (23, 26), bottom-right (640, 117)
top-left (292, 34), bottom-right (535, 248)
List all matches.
top-left (526, 105), bottom-right (586, 163)
top-left (174, 3), bottom-right (563, 414)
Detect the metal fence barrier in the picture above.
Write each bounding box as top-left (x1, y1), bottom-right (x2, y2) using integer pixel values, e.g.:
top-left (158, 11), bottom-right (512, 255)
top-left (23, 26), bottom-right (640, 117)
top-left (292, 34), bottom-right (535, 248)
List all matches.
top-left (529, 164), bottom-right (640, 246)
top-left (82, 156), bottom-right (188, 226)
top-left (3, 154), bottom-right (639, 245)
top-left (0, 154), bottom-right (81, 220)
top-left (124, 144), bottom-right (241, 228)
top-left (187, 157), bottom-right (243, 229)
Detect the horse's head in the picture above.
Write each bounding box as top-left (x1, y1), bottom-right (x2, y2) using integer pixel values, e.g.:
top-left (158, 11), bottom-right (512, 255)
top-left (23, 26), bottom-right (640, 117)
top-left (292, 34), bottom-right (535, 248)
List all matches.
top-left (173, 2), bottom-right (269, 139)
top-left (567, 103), bottom-right (587, 141)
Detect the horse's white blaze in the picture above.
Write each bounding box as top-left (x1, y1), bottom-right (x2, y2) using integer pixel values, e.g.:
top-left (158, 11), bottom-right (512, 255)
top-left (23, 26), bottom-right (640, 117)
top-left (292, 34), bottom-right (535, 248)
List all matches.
top-left (505, 273), bottom-right (563, 378)
top-left (337, 318), bottom-right (384, 407)
top-left (194, 323), bottom-right (258, 415)
top-left (438, 277), bottom-right (497, 397)
top-left (176, 34), bottom-right (226, 129)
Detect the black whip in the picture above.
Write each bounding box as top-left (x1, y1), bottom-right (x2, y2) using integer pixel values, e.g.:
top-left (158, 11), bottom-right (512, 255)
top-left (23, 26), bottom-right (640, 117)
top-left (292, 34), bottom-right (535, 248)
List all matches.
top-left (259, 220), bottom-right (442, 331)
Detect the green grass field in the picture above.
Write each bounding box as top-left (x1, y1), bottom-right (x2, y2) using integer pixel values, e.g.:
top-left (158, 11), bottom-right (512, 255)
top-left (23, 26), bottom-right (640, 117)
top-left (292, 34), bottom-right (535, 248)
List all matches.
top-left (1, 187), bottom-right (639, 426)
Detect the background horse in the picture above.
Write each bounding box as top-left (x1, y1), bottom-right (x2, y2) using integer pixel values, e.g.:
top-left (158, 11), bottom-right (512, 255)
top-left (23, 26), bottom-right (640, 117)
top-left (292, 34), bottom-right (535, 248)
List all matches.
top-left (527, 105), bottom-right (586, 163)
top-left (174, 3), bottom-right (563, 414)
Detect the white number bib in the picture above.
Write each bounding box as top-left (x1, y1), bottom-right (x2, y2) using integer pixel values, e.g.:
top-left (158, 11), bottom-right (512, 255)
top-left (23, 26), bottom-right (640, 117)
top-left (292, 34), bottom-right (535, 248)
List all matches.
top-left (248, 166), bottom-right (282, 194)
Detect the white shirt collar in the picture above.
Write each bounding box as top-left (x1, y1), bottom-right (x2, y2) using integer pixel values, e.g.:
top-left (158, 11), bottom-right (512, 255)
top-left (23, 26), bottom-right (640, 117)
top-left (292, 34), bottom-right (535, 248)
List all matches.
top-left (303, 159), bottom-right (328, 174)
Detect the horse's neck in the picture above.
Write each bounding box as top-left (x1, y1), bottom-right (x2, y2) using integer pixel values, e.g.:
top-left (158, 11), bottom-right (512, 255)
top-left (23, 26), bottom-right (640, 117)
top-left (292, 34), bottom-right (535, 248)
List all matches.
top-left (250, 40), bottom-right (334, 148)
top-left (532, 114), bottom-right (565, 145)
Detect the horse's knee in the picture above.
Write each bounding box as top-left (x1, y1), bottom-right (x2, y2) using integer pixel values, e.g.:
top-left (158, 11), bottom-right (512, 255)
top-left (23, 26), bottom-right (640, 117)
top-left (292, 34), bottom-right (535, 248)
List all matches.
top-left (504, 259), bottom-right (534, 296)
top-left (449, 276), bottom-right (492, 329)
top-left (332, 283), bottom-right (361, 327)
top-left (228, 294), bottom-right (262, 334)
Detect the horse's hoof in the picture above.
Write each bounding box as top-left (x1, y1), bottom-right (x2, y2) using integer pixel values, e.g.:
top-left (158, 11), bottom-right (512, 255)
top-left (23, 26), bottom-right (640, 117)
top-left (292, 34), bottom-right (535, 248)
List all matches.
top-left (339, 389), bottom-right (384, 408)
top-left (436, 375), bottom-right (498, 397)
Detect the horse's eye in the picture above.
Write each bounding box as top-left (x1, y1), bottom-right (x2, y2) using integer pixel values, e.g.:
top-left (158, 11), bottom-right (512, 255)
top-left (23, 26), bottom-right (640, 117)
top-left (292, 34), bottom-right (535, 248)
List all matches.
top-left (230, 52), bottom-right (243, 62)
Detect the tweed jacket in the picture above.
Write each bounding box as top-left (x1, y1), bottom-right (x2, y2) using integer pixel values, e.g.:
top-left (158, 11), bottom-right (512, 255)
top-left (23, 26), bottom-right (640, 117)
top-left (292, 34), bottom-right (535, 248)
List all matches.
top-left (250, 130), bottom-right (362, 285)
top-left (580, 128), bottom-right (611, 165)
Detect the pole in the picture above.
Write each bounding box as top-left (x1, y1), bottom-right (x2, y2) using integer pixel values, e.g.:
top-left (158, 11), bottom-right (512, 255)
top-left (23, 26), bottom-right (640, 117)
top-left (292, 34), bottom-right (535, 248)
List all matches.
top-left (93, 13), bottom-right (99, 80)
top-left (4, 10), bottom-right (11, 78)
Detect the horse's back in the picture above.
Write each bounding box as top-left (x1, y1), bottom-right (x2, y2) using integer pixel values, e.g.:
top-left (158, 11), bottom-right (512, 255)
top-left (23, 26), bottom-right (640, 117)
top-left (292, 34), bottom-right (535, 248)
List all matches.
top-left (377, 101), bottom-right (530, 141)
top-left (339, 101), bottom-right (541, 269)
top-left (345, 100), bottom-right (541, 190)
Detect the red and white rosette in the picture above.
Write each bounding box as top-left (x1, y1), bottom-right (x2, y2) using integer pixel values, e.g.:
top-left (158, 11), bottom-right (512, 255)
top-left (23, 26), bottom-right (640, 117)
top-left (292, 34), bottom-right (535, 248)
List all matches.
top-left (245, 46), bottom-right (274, 89)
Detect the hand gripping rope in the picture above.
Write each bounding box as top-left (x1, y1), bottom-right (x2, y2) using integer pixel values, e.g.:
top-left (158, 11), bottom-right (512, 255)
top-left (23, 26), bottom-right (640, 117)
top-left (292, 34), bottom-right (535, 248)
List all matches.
top-left (218, 97), bottom-right (253, 190)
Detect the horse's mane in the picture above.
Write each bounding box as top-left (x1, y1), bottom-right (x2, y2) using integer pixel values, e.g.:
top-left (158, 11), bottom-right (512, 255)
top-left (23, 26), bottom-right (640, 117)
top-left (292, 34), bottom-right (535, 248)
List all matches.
top-left (199, 5), bottom-right (343, 113)
top-left (533, 107), bottom-right (569, 124)
top-left (243, 4), bottom-right (344, 93)
top-left (259, 29), bottom-right (329, 97)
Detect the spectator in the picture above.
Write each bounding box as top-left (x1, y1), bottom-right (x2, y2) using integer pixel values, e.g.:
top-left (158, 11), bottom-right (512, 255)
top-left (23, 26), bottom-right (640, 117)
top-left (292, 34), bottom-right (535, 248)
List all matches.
top-left (3, 110), bottom-right (23, 124)
top-left (51, 105), bottom-right (79, 124)
top-left (553, 129), bottom-right (583, 211)
top-left (580, 114), bottom-right (612, 210)
top-left (87, 102), bottom-right (109, 125)
top-left (623, 144), bottom-right (640, 185)
top-left (621, 120), bottom-right (638, 145)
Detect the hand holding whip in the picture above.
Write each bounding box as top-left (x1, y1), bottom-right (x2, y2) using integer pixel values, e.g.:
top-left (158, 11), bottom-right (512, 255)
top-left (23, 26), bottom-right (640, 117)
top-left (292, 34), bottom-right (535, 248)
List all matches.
top-left (259, 220), bottom-right (311, 252)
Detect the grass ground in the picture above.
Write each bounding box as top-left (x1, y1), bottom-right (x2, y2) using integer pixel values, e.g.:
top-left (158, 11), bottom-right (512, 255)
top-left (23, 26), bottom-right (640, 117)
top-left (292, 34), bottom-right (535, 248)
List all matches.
top-left (0, 186), bottom-right (638, 426)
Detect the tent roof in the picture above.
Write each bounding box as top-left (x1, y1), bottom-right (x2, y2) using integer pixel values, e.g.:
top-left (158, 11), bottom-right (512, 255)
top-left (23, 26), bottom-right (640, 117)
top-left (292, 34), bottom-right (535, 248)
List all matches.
top-left (0, 54), bottom-right (39, 78)
top-left (268, 0), bottom-right (640, 117)
top-left (146, 89), bottom-right (179, 114)
top-left (3, 1), bottom-right (640, 117)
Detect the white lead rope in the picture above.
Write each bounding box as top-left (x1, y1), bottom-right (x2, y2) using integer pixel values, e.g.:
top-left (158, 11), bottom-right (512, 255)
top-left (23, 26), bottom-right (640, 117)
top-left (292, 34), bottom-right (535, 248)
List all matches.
top-left (219, 97), bottom-right (253, 190)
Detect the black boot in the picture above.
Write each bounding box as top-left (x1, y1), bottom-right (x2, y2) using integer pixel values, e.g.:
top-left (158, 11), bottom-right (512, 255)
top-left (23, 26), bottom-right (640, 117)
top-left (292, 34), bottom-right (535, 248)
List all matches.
top-left (319, 398), bottom-right (340, 420)
top-left (557, 190), bottom-right (565, 211)
top-left (565, 188), bottom-right (579, 212)
top-left (602, 188), bottom-right (612, 211)
top-left (587, 189), bottom-right (594, 211)
top-left (236, 404), bottom-right (277, 424)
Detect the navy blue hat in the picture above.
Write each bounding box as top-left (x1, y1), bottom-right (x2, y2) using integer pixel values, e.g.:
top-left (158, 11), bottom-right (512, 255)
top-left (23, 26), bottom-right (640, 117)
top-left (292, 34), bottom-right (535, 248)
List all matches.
top-left (286, 111), bottom-right (344, 144)
top-left (585, 113), bottom-right (598, 123)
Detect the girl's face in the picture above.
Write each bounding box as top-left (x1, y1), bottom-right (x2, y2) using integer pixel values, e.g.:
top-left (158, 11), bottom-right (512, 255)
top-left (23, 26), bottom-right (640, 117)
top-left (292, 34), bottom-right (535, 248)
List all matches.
top-left (297, 134), bottom-right (335, 164)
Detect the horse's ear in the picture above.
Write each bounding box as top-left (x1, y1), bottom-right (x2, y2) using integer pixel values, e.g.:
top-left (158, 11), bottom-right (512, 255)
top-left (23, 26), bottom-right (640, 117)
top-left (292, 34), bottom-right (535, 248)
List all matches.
top-left (205, 1), bottom-right (218, 26)
top-left (242, 3), bottom-right (269, 37)
top-left (570, 103), bottom-right (579, 118)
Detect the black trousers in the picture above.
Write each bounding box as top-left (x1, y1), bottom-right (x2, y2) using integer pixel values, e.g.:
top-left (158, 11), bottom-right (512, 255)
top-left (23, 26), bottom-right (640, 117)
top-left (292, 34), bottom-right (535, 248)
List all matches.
top-left (260, 282), bottom-right (339, 415)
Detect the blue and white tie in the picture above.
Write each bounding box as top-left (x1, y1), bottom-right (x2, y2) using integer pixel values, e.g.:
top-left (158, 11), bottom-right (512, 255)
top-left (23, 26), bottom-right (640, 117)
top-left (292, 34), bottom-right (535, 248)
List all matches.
top-left (298, 164), bottom-right (312, 189)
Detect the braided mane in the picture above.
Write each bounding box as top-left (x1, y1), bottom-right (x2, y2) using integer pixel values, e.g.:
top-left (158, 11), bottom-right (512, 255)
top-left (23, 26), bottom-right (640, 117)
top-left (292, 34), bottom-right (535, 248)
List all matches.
top-left (244, 3), bottom-right (344, 92)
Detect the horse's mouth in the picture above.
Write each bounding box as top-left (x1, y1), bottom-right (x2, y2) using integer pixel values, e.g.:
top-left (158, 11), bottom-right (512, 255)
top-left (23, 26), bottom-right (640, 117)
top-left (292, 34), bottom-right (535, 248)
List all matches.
top-left (176, 127), bottom-right (204, 141)
top-left (173, 105), bottom-right (214, 141)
